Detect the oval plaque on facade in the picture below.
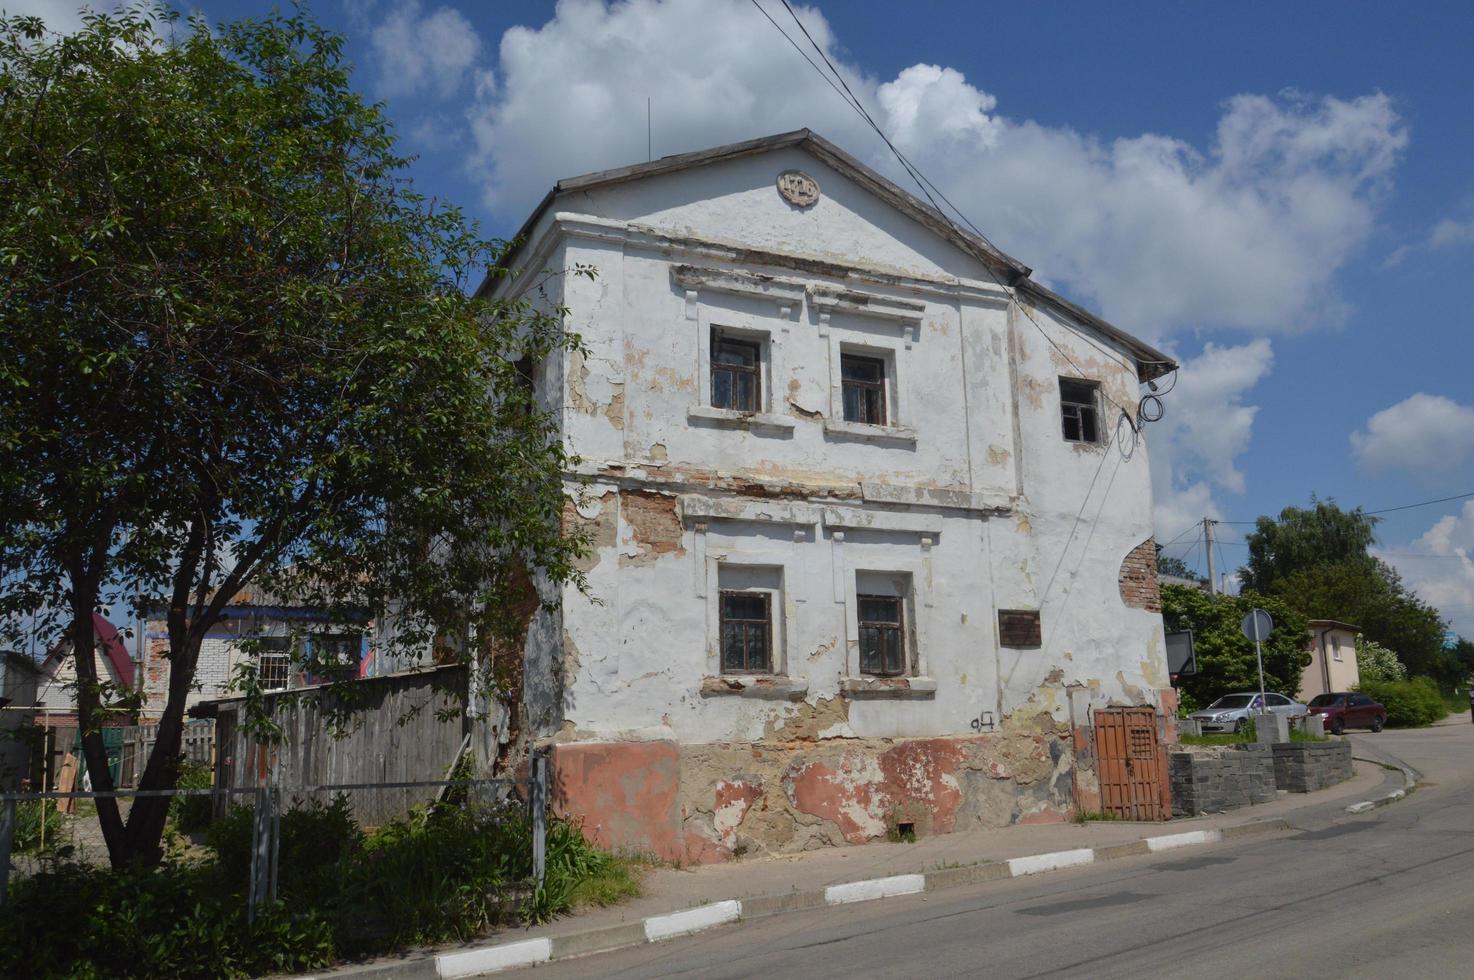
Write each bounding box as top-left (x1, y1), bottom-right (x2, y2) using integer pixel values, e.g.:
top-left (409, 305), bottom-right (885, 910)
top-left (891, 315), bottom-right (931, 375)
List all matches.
top-left (776, 170), bottom-right (820, 208)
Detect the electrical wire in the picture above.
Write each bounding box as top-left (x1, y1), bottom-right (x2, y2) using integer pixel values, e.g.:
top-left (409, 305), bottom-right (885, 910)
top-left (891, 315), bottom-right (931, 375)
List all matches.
top-left (1216, 488), bottom-right (1474, 526)
top-left (753, 0), bottom-right (1170, 452)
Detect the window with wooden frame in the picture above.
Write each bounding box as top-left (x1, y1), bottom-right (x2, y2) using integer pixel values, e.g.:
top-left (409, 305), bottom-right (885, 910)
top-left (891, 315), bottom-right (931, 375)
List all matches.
top-left (1059, 378), bottom-right (1100, 443)
top-left (857, 595), bottom-right (905, 676)
top-left (720, 591), bottom-right (772, 673)
top-left (710, 331), bottom-right (762, 413)
top-left (841, 353), bottom-right (887, 425)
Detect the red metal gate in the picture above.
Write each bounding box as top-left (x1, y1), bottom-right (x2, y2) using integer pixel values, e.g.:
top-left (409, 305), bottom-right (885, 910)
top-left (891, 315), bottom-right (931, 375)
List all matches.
top-left (1094, 707), bottom-right (1170, 821)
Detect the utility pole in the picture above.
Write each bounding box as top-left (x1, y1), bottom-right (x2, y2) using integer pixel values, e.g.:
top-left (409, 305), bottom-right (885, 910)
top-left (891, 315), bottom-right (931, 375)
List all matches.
top-left (1203, 518), bottom-right (1218, 595)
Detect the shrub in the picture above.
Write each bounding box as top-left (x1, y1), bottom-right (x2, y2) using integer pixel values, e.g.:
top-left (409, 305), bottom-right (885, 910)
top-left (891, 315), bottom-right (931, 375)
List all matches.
top-left (168, 760), bottom-right (216, 835)
top-left (1357, 676), bottom-right (1446, 727)
top-left (12, 799), bottom-right (65, 852)
top-left (1355, 635), bottom-right (1407, 683)
top-left (0, 860), bottom-right (336, 979)
top-left (3, 791), bottom-right (638, 977)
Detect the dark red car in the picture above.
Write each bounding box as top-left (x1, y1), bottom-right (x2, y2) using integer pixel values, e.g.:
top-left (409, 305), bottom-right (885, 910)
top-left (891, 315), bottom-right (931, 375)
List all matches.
top-left (1307, 692), bottom-right (1387, 734)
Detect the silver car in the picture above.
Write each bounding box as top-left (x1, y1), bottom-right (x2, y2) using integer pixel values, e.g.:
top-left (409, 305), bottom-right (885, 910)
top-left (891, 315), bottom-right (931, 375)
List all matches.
top-left (1189, 692), bottom-right (1308, 734)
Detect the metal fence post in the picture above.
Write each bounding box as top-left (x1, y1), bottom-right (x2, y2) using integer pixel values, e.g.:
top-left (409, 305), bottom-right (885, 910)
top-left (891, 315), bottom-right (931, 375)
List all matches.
top-left (531, 754), bottom-right (546, 890)
top-left (0, 797), bottom-right (16, 908)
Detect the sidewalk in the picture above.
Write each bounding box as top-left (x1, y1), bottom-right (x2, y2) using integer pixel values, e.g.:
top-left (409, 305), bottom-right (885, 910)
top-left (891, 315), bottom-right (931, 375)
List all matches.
top-left (313, 754), bottom-right (1400, 979)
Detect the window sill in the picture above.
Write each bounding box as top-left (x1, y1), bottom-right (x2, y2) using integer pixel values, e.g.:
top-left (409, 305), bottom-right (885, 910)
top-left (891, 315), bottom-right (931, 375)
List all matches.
top-left (688, 405), bottom-right (796, 434)
top-left (701, 675), bottom-right (809, 701)
top-left (840, 676), bottom-right (937, 700)
top-left (823, 419), bottom-right (918, 445)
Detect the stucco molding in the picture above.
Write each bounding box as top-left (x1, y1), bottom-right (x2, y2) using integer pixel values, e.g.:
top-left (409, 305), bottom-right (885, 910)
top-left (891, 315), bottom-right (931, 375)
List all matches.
top-left (671, 264), bottom-right (806, 317)
top-left (821, 419), bottom-right (918, 445)
top-left (860, 482), bottom-right (1013, 514)
top-left (542, 211), bottom-right (1016, 307)
top-left (680, 495), bottom-right (817, 527)
top-left (820, 507), bottom-right (942, 536)
top-left (699, 675), bottom-right (809, 701)
top-left (687, 405), bottom-right (797, 434)
top-left (806, 285), bottom-right (925, 326)
top-left (839, 676), bottom-right (938, 700)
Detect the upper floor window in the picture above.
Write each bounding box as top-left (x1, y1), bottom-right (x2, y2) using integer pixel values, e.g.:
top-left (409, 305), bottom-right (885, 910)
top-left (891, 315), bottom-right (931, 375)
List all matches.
top-left (1059, 378), bottom-right (1100, 443)
top-left (720, 591), bottom-right (771, 673)
top-left (255, 636), bottom-right (291, 691)
top-left (711, 331), bottom-right (761, 413)
top-left (841, 353), bottom-right (887, 425)
top-left (857, 595), bottom-right (905, 676)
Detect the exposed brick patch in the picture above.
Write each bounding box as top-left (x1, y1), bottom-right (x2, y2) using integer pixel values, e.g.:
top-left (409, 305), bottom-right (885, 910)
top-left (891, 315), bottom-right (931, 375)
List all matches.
top-left (1118, 538), bottom-right (1161, 612)
top-left (619, 490), bottom-right (686, 566)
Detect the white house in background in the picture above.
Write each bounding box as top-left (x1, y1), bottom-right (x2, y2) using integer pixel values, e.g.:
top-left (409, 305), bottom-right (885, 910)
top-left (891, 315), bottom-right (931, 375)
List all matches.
top-left (483, 130), bottom-right (1177, 862)
top-left (1299, 620), bottom-right (1362, 700)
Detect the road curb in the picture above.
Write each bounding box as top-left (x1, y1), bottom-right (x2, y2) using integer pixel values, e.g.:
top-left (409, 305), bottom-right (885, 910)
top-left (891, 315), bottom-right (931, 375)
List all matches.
top-left (308, 818), bottom-right (1292, 978)
top-left (1345, 749), bottom-right (1419, 814)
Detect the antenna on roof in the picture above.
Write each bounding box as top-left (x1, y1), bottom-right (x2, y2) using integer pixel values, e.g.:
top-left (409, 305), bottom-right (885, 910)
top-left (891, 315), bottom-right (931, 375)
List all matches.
top-left (647, 97), bottom-right (652, 161)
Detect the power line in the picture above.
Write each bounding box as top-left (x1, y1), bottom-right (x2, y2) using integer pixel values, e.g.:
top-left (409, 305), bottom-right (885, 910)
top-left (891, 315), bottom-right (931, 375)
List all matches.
top-left (1217, 488), bottom-right (1474, 525)
top-left (752, 0), bottom-right (1163, 445)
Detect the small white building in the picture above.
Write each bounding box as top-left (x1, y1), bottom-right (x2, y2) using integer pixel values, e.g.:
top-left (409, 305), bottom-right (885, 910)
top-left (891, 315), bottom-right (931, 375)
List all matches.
top-left (487, 131), bottom-right (1177, 861)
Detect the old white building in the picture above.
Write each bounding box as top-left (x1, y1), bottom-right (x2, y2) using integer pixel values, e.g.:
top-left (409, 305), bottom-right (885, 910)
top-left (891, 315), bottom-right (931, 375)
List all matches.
top-left (487, 130), bottom-right (1177, 862)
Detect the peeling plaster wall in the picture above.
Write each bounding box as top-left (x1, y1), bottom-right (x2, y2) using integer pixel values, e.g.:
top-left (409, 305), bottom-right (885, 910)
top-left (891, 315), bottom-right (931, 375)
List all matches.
top-left (496, 144), bottom-right (1170, 860)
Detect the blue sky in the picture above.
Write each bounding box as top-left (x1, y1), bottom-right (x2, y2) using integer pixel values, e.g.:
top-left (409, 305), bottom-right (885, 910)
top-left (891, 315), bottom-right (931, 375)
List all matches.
top-left (15, 0), bottom-right (1474, 636)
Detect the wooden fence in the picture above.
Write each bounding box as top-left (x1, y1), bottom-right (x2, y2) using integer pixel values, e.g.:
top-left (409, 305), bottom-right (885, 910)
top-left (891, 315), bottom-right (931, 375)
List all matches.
top-left (117, 719), bottom-right (215, 788)
top-left (205, 664), bottom-right (469, 825)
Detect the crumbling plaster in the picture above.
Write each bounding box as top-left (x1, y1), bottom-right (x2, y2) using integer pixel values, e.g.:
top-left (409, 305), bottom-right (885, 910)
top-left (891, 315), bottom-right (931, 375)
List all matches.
top-left (502, 144), bottom-right (1168, 858)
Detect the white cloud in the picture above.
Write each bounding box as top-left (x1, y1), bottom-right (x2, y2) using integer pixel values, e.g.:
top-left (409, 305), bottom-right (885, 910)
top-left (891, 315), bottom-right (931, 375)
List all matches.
top-left (1148, 340), bottom-right (1275, 544)
top-left (3, 0), bottom-right (96, 34)
top-left (1377, 500), bottom-right (1474, 640)
top-left (369, 0), bottom-right (482, 99)
top-left (466, 0), bottom-right (1405, 335)
top-left (1351, 393), bottom-right (1474, 473)
top-left (1429, 216), bottom-right (1474, 249)
top-left (1383, 203), bottom-right (1474, 267)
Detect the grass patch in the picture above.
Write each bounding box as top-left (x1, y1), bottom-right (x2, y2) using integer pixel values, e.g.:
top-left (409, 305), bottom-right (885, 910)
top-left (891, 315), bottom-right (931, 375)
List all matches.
top-left (1289, 727), bottom-right (1328, 742)
top-left (1072, 808), bottom-right (1123, 823)
top-left (1179, 732), bottom-right (1249, 746)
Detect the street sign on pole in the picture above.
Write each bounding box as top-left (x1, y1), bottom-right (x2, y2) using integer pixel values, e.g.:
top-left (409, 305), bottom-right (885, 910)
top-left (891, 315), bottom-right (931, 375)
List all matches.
top-left (1241, 608), bottom-right (1273, 711)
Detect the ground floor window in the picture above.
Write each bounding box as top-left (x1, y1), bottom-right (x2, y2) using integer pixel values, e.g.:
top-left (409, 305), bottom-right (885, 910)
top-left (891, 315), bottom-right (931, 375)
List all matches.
top-left (720, 591), bottom-right (771, 673)
top-left (858, 595), bottom-right (905, 676)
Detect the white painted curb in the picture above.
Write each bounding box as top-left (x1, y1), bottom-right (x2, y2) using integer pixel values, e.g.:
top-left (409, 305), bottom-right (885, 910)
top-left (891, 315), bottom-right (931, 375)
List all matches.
top-left (437, 937), bottom-right (551, 977)
top-left (1345, 801), bottom-right (1375, 814)
top-left (643, 900), bottom-right (742, 942)
top-left (1007, 848), bottom-right (1094, 877)
top-left (1145, 829), bottom-right (1221, 852)
top-left (824, 874), bottom-right (926, 905)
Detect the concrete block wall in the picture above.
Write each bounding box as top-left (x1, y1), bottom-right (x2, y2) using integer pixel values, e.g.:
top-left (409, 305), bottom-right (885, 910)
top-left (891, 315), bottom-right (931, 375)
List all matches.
top-left (1169, 741), bottom-right (1353, 816)
top-left (1170, 745), bottom-right (1277, 816)
top-left (1270, 741), bottom-right (1353, 793)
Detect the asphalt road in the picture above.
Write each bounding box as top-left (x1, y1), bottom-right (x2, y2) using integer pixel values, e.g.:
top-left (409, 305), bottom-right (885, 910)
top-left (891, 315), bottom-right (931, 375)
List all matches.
top-left (519, 737), bottom-right (1474, 979)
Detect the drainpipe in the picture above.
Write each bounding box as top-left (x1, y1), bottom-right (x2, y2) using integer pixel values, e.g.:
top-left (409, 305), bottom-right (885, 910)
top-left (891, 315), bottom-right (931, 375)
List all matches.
top-left (1315, 627), bottom-right (1334, 696)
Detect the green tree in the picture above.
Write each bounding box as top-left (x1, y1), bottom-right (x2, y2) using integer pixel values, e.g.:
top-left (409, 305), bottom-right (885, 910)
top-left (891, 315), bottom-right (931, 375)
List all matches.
top-left (1240, 497), bottom-right (1379, 593)
top-left (1161, 585), bottom-right (1310, 707)
top-left (1239, 499), bottom-right (1452, 686)
top-left (1154, 542), bottom-right (1195, 580)
top-left (1, 7), bottom-right (585, 867)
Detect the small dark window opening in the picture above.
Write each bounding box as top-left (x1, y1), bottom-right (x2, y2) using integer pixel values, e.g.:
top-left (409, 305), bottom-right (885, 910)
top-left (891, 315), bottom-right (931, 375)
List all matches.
top-left (841, 353), bottom-right (888, 425)
top-left (514, 357), bottom-right (535, 396)
top-left (711, 332), bottom-right (761, 412)
top-left (998, 609), bottom-right (1042, 648)
top-left (1059, 378), bottom-right (1100, 443)
top-left (858, 594), bottom-right (905, 676)
top-left (255, 636), bottom-right (291, 691)
top-left (720, 591), bottom-right (772, 673)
